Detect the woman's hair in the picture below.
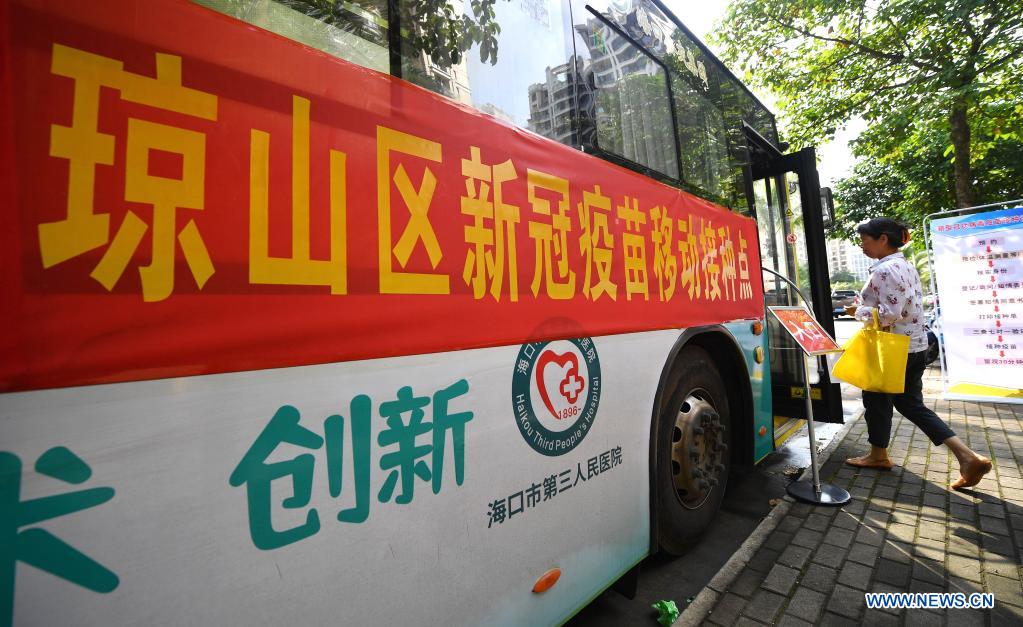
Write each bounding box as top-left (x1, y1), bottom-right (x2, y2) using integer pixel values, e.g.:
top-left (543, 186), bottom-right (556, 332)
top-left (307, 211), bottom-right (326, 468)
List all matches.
top-left (856, 217), bottom-right (909, 249)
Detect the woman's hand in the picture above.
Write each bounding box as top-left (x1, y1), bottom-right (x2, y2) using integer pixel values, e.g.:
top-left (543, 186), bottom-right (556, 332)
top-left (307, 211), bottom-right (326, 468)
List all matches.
top-left (845, 305), bottom-right (858, 316)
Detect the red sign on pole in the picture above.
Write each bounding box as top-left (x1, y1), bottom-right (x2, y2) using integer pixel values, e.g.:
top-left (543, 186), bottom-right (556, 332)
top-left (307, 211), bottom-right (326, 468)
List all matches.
top-left (768, 306), bottom-right (842, 356)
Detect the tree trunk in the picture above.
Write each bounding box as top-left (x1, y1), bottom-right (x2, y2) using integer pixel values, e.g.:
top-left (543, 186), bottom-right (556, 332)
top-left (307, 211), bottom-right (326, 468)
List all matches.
top-left (949, 100), bottom-right (974, 208)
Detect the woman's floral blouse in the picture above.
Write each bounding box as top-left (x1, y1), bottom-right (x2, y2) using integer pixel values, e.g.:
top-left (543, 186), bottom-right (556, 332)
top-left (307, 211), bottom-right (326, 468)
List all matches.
top-left (854, 251), bottom-right (929, 352)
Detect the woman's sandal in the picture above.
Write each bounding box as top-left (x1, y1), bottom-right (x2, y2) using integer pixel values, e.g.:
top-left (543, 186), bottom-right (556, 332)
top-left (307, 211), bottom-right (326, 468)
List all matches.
top-left (844, 456), bottom-right (895, 470)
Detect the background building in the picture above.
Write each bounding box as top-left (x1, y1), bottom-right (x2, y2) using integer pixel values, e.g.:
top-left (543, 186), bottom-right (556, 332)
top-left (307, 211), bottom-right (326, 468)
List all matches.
top-left (826, 238), bottom-right (871, 281)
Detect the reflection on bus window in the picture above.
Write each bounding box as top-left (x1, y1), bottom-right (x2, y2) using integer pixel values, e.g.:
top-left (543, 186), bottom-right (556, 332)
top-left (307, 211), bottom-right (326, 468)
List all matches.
top-left (575, 18), bottom-right (679, 179)
top-left (673, 77), bottom-right (730, 203)
top-left (578, 0), bottom-right (756, 210)
top-left (194, 0), bottom-right (389, 73)
top-left (398, 0), bottom-right (577, 148)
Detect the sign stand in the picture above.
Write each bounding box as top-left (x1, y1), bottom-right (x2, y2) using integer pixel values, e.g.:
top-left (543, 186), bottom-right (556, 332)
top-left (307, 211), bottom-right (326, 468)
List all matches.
top-left (785, 353), bottom-right (852, 505)
top-left (768, 306), bottom-right (850, 507)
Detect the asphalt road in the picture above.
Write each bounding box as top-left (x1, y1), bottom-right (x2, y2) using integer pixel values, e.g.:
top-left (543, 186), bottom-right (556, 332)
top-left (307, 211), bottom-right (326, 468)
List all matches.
top-left (568, 318), bottom-right (861, 626)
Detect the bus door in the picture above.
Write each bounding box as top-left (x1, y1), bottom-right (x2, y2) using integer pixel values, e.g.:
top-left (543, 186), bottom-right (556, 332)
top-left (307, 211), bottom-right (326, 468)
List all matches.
top-left (746, 128), bottom-right (843, 446)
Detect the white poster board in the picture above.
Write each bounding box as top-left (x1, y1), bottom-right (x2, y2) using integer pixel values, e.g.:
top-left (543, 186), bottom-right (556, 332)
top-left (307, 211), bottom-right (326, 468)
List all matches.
top-left (930, 206), bottom-right (1023, 402)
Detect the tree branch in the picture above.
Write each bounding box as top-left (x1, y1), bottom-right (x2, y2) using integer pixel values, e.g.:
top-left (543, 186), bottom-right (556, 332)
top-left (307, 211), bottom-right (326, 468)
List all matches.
top-left (977, 0), bottom-right (1007, 45)
top-left (977, 45), bottom-right (1023, 75)
top-left (882, 12), bottom-right (913, 59)
top-left (855, 0), bottom-right (868, 40)
top-left (762, 10), bottom-right (943, 74)
top-left (789, 70), bottom-right (923, 138)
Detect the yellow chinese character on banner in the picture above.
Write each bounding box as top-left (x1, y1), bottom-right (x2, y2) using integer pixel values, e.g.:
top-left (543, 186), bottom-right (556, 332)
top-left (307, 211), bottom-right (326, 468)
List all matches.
top-left (577, 185), bottom-right (617, 301)
top-left (250, 96), bottom-right (347, 294)
top-left (677, 215), bottom-right (702, 300)
top-left (617, 197), bottom-right (649, 301)
top-left (718, 226), bottom-right (736, 301)
top-left (738, 231), bottom-right (753, 299)
top-left (527, 170), bottom-right (575, 299)
top-left (650, 205), bottom-right (677, 302)
top-left (701, 221), bottom-right (721, 301)
top-left (41, 44), bottom-right (217, 302)
top-left (461, 147), bottom-right (520, 301)
top-left (377, 126), bottom-right (448, 294)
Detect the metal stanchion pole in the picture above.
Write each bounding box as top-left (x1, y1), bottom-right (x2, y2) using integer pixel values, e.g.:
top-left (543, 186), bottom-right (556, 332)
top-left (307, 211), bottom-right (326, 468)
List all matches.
top-left (785, 353), bottom-right (850, 506)
top-left (761, 267), bottom-right (850, 506)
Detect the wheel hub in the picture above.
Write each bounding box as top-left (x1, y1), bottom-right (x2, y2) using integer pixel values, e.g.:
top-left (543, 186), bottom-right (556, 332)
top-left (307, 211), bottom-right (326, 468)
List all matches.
top-left (670, 392), bottom-right (727, 509)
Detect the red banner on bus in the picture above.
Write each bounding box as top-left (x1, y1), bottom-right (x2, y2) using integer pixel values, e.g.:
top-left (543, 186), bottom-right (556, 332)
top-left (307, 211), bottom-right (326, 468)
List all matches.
top-left (0, 0), bottom-right (764, 391)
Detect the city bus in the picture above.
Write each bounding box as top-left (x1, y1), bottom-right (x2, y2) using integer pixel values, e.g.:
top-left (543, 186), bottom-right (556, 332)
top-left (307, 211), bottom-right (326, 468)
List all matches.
top-left (0, 0), bottom-right (840, 624)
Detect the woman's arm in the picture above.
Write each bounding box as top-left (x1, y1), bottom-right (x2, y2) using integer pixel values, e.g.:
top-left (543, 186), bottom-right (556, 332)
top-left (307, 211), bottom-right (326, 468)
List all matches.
top-left (853, 269), bottom-right (903, 327)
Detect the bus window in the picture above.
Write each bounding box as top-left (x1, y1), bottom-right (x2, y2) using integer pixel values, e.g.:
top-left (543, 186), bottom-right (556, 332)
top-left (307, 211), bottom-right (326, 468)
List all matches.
top-left (573, 15), bottom-right (679, 179)
top-left (576, 0), bottom-right (753, 212)
top-left (194, 0), bottom-right (390, 73)
top-left (396, 0), bottom-right (578, 146)
top-left (673, 75), bottom-right (730, 205)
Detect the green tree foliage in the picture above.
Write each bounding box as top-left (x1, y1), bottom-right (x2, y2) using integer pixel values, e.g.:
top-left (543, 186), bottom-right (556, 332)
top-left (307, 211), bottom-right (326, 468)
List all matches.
top-left (829, 270), bottom-right (859, 292)
top-left (713, 0), bottom-right (1023, 210)
top-left (830, 106), bottom-right (1023, 240)
top-left (905, 243), bottom-right (933, 291)
top-left (273, 0), bottom-right (503, 66)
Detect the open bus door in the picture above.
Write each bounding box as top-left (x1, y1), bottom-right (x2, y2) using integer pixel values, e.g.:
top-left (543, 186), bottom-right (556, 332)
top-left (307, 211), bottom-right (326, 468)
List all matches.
top-left (745, 126), bottom-right (843, 447)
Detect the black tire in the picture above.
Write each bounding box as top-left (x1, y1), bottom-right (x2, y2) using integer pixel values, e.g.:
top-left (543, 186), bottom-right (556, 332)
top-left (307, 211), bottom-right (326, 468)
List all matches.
top-left (655, 346), bottom-right (732, 556)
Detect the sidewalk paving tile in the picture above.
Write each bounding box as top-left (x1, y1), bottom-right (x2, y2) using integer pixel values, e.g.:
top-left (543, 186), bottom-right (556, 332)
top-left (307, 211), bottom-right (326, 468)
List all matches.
top-left (991, 602), bottom-right (1023, 625)
top-left (705, 592), bottom-right (745, 627)
top-left (822, 527), bottom-right (855, 546)
top-left (775, 614), bottom-right (813, 627)
top-left (979, 515), bottom-right (1010, 536)
top-left (801, 563), bottom-right (838, 595)
top-left (764, 530), bottom-right (795, 552)
top-left (880, 540), bottom-right (913, 565)
top-left (836, 562), bottom-right (872, 591)
top-left (985, 573), bottom-right (1023, 607)
top-left (845, 542), bottom-right (880, 566)
top-left (853, 526), bottom-right (885, 547)
top-left (817, 611), bottom-right (859, 627)
top-left (803, 513), bottom-right (832, 532)
top-left (730, 568), bottom-right (767, 597)
top-left (686, 371), bottom-right (1023, 627)
top-left (742, 589), bottom-right (786, 623)
top-left (784, 586), bottom-right (826, 623)
top-left (903, 610), bottom-right (943, 627)
top-left (747, 547), bottom-right (781, 573)
top-left (859, 611), bottom-right (899, 627)
top-left (830, 513), bottom-right (859, 532)
top-left (777, 545), bottom-right (812, 570)
top-left (873, 558), bottom-right (911, 587)
top-left (791, 528), bottom-right (823, 550)
top-left (826, 584), bottom-right (864, 620)
top-left (761, 564), bottom-right (800, 596)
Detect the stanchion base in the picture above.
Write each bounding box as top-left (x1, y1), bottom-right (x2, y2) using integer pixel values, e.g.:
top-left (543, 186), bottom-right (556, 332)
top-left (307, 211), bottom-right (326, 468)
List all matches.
top-left (786, 481), bottom-right (851, 506)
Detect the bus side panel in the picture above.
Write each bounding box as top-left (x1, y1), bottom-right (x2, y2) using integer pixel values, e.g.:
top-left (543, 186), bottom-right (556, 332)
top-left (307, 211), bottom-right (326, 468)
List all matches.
top-left (724, 320), bottom-right (773, 462)
top-left (0, 331), bottom-right (677, 626)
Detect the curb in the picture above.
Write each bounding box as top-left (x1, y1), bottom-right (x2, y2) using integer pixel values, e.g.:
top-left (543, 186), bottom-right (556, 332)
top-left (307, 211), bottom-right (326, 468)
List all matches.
top-left (677, 409), bottom-right (864, 626)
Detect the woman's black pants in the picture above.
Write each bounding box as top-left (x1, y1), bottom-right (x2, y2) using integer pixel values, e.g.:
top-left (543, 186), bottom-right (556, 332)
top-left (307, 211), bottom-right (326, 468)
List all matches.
top-left (862, 350), bottom-right (955, 448)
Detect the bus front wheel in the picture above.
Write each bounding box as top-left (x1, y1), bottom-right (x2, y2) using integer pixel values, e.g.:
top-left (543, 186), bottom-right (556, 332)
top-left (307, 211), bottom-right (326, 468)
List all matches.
top-left (655, 346), bottom-right (732, 555)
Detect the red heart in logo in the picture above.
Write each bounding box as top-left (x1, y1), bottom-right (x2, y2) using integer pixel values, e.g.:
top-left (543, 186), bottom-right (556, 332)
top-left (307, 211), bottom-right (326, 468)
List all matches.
top-left (535, 349), bottom-right (583, 420)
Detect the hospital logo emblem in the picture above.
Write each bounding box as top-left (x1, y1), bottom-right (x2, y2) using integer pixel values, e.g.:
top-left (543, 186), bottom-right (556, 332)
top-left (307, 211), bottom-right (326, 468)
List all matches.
top-left (512, 338), bottom-right (601, 456)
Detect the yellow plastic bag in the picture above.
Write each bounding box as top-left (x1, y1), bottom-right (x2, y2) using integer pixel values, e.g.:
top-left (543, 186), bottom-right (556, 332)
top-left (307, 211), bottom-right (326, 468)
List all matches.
top-left (832, 310), bottom-right (910, 393)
